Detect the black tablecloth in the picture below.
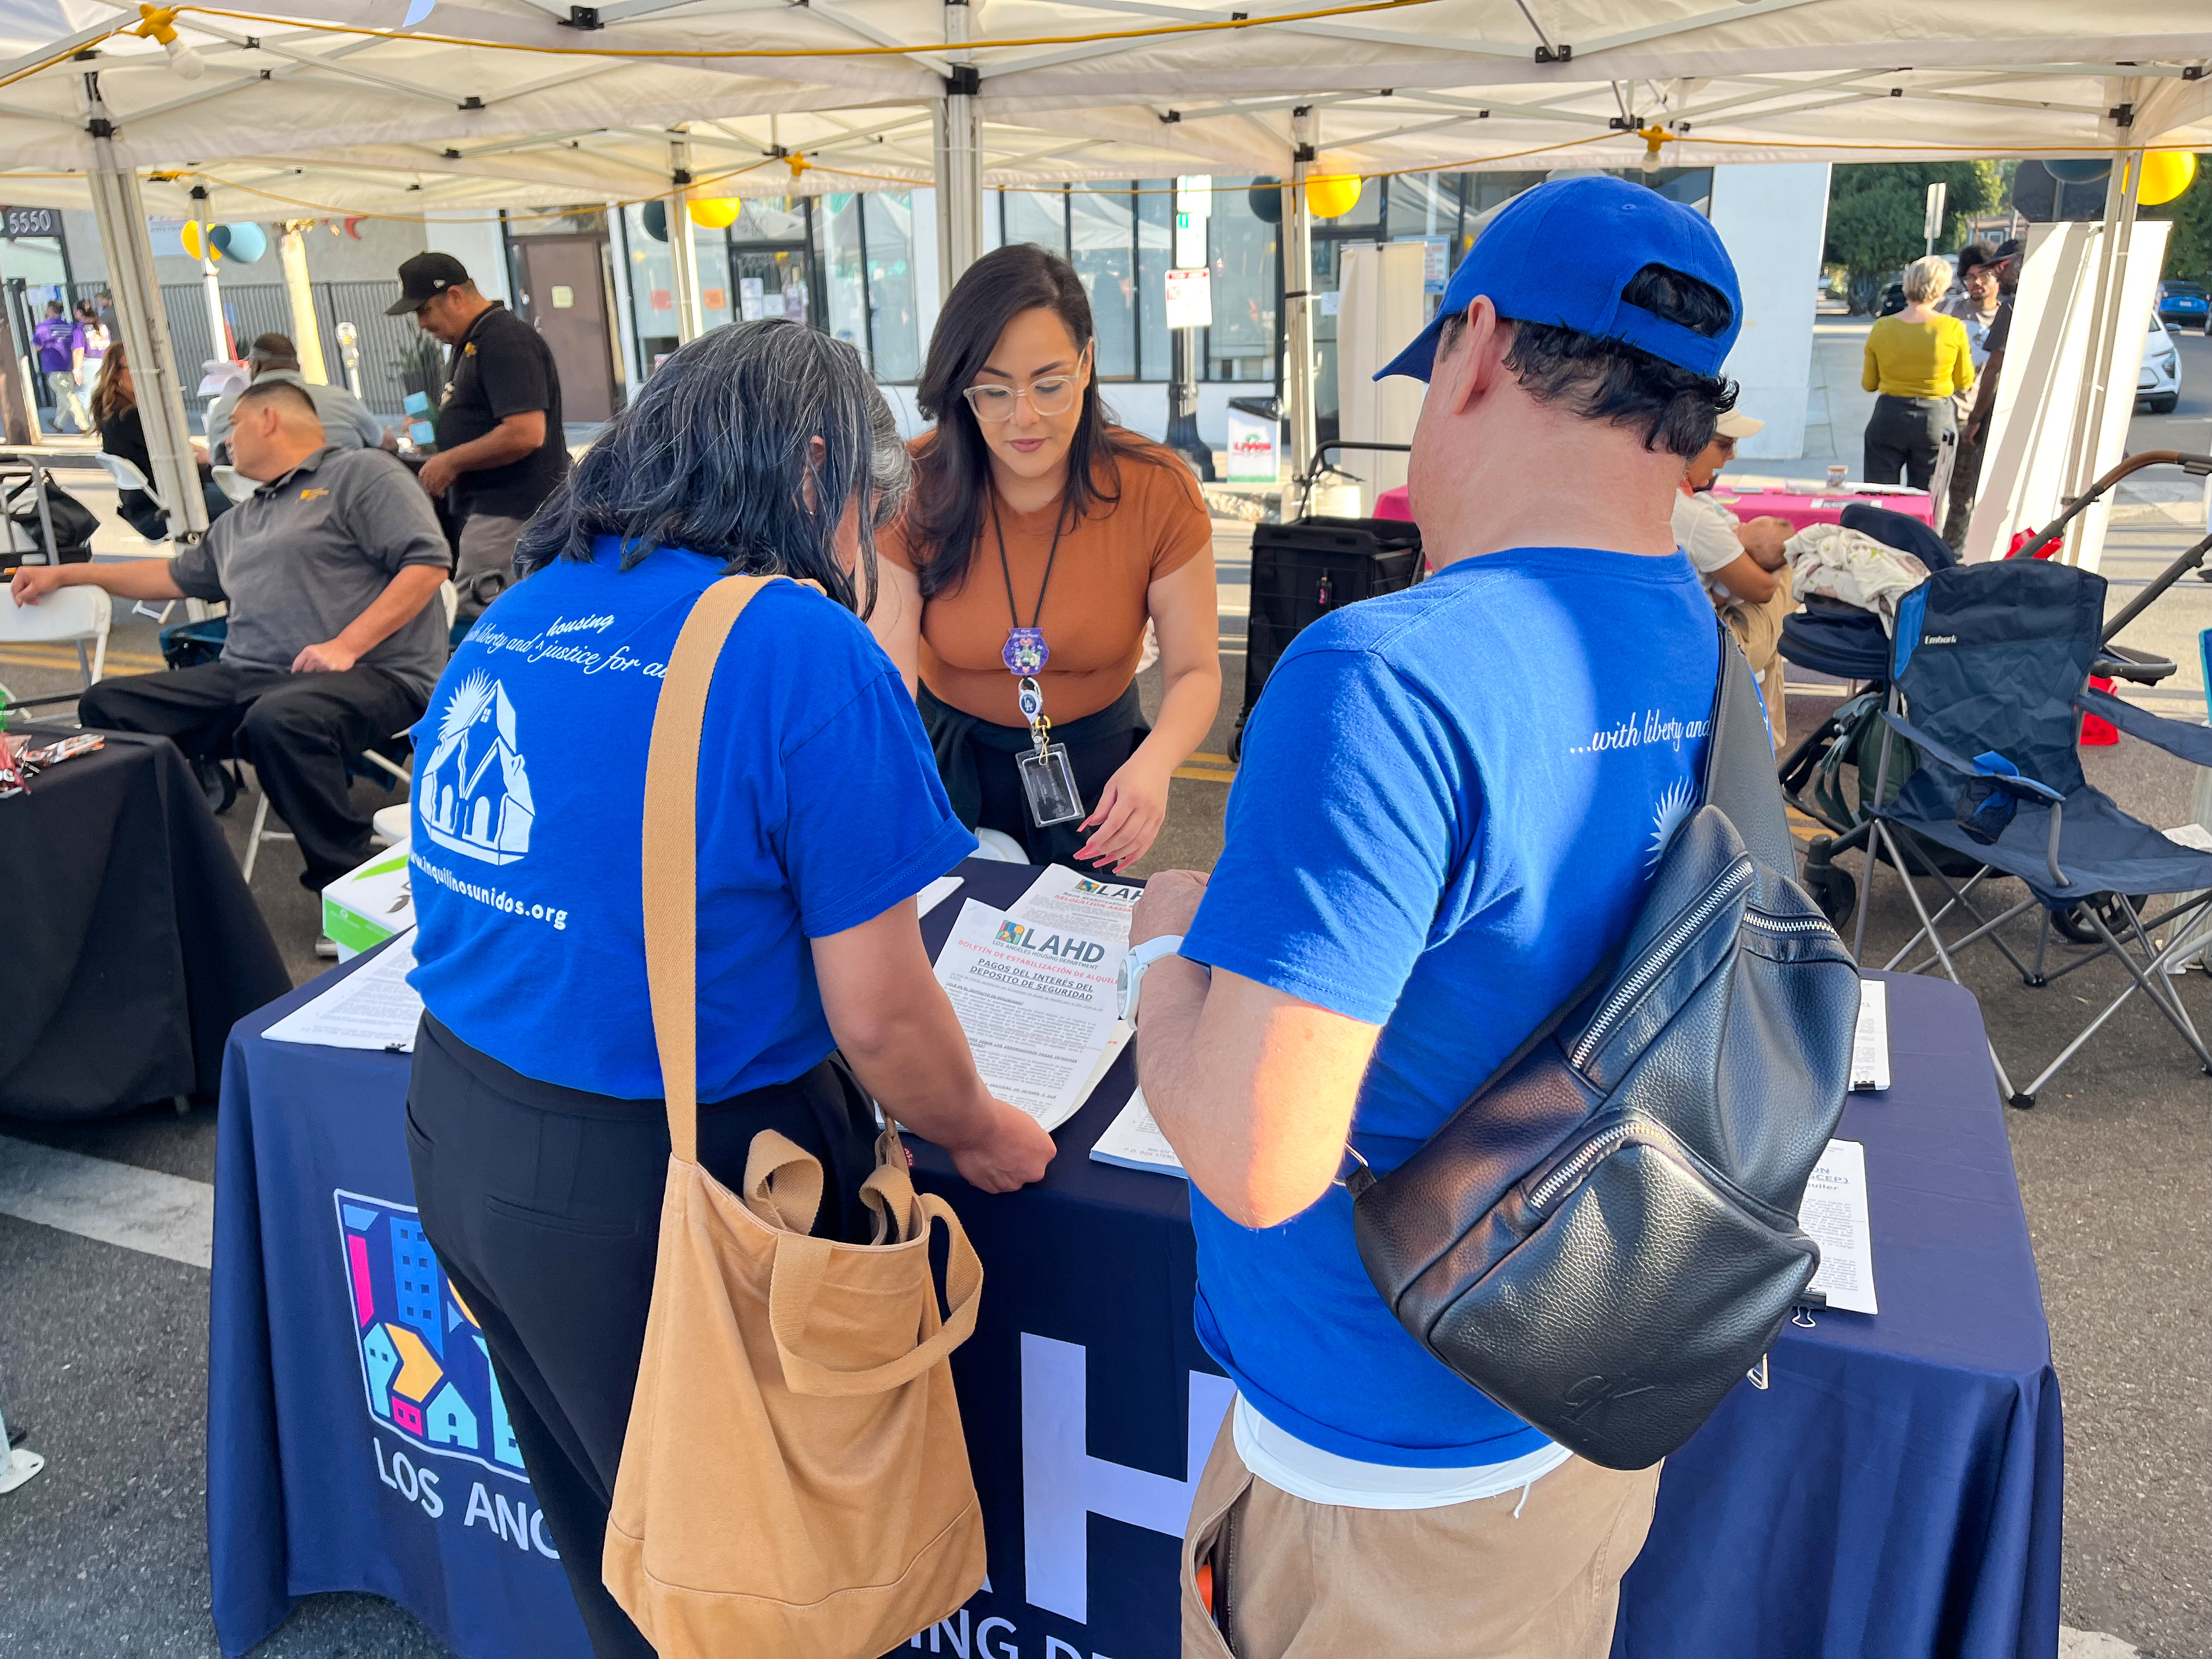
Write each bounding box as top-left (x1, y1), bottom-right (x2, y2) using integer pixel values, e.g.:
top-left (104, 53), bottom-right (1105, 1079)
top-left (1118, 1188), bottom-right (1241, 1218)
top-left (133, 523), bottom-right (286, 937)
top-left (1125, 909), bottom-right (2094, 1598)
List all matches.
top-left (1, 729), bottom-right (290, 1117)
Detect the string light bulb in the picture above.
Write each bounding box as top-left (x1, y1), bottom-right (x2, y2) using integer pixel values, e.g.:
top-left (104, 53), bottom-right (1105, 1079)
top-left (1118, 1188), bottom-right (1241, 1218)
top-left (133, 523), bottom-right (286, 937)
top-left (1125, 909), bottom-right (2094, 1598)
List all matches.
top-left (1637, 123), bottom-right (1672, 174)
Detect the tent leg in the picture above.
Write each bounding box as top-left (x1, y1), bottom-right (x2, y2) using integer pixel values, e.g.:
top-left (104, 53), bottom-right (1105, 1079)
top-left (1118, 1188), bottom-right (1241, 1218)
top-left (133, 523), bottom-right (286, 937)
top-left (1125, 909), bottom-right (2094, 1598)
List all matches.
top-left (1282, 108), bottom-right (1318, 487)
top-left (80, 70), bottom-right (206, 543)
top-left (665, 131), bottom-right (704, 345)
top-left (932, 12), bottom-right (983, 300)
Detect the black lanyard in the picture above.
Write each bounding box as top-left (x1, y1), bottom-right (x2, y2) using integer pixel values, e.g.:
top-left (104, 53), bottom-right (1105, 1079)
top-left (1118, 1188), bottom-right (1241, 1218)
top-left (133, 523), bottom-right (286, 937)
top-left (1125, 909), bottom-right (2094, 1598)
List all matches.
top-left (991, 488), bottom-right (1070, 636)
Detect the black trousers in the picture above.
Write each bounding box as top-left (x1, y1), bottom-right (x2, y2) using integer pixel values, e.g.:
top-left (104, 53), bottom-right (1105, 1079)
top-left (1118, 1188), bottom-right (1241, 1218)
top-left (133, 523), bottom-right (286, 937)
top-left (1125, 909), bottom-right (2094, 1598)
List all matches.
top-left (404, 1014), bottom-right (881, 1659)
top-left (78, 661), bottom-right (425, 889)
top-left (1863, 393), bottom-right (1958, 494)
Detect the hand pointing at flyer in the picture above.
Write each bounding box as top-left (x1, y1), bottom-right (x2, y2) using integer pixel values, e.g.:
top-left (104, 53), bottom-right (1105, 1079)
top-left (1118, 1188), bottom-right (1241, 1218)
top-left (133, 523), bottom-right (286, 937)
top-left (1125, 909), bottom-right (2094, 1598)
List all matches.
top-left (1073, 751), bottom-right (1173, 872)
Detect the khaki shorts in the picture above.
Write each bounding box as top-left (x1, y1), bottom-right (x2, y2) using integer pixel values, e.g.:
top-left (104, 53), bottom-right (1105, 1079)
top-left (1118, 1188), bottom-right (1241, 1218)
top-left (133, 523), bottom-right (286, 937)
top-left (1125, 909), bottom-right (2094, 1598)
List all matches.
top-left (1719, 582), bottom-right (1792, 750)
top-left (1180, 1414), bottom-right (1661, 1659)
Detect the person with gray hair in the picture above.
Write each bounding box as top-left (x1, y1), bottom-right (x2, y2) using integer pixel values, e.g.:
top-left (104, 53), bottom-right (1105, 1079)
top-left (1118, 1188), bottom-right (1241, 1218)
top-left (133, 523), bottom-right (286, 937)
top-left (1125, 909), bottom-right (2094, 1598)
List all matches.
top-left (403, 318), bottom-right (1052, 1659)
top-left (1861, 253), bottom-right (1976, 496)
top-left (204, 331), bottom-right (392, 461)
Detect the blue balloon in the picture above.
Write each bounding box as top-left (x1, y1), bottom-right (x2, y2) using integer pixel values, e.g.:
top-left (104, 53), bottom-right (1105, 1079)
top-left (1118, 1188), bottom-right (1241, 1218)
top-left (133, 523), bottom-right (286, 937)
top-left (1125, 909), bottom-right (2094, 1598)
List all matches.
top-left (211, 221), bottom-right (267, 263)
top-left (640, 199), bottom-right (669, 243)
top-left (1248, 177), bottom-right (1284, 224)
top-left (2045, 158), bottom-right (2113, 184)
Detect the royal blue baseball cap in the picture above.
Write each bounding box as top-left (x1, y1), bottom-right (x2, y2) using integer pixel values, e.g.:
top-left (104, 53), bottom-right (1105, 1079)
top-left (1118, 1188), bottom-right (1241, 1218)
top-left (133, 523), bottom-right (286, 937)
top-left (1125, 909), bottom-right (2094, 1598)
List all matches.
top-left (1376, 174), bottom-right (1742, 382)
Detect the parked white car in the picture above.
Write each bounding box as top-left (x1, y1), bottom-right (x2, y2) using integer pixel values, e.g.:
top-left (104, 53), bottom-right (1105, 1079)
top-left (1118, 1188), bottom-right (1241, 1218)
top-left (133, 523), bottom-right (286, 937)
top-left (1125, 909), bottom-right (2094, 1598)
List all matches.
top-left (2140, 315), bottom-right (2181, 415)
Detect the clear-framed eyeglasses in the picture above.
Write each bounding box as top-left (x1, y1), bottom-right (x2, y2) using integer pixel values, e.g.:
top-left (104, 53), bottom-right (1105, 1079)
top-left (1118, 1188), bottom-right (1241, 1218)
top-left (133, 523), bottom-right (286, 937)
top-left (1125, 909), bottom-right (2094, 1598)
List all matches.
top-left (961, 351), bottom-right (1090, 421)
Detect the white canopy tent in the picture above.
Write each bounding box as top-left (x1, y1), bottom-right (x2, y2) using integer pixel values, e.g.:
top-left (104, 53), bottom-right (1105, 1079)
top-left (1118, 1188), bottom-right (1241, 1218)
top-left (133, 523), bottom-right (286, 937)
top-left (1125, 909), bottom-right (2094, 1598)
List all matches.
top-left (3, 0), bottom-right (2208, 529)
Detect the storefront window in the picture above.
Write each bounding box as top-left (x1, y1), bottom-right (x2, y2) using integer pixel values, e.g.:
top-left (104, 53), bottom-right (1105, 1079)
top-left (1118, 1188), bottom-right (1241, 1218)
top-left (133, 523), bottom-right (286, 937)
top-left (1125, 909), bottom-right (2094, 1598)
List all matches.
top-left (695, 224), bottom-right (733, 332)
top-left (620, 201), bottom-right (679, 373)
top-left (1071, 188), bottom-right (1136, 379)
top-left (1001, 189), bottom-right (1069, 257)
top-left (862, 192), bottom-right (920, 383)
top-left (1205, 182), bottom-right (1278, 382)
top-left (1136, 180), bottom-right (1173, 385)
top-left (816, 193), bottom-right (870, 364)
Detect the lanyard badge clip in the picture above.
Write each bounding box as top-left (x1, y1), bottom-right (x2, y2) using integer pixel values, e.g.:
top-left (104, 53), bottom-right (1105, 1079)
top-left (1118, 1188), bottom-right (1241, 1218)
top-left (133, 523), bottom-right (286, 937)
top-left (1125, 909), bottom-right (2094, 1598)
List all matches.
top-left (1014, 675), bottom-right (1084, 827)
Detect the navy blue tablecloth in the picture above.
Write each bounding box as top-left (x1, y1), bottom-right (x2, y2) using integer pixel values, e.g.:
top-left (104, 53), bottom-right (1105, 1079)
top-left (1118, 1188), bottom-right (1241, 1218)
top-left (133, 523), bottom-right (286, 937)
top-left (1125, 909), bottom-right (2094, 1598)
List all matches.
top-left (208, 860), bottom-right (2059, 1659)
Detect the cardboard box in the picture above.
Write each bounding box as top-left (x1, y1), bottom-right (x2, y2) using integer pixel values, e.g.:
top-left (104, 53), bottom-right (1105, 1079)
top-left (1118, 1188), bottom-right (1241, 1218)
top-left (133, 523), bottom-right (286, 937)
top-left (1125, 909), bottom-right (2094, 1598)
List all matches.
top-left (323, 838), bottom-right (415, 960)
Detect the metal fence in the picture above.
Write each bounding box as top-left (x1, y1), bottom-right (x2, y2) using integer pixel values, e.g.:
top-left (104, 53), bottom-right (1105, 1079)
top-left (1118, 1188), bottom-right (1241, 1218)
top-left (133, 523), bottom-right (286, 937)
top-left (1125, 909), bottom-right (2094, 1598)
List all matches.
top-left (53, 278), bottom-right (430, 419)
top-left (313, 281), bottom-right (444, 417)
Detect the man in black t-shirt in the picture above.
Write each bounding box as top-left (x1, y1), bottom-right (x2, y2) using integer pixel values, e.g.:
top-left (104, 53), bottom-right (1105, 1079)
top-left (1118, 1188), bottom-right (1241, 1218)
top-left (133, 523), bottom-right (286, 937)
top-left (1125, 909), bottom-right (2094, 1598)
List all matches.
top-left (388, 252), bottom-right (569, 619)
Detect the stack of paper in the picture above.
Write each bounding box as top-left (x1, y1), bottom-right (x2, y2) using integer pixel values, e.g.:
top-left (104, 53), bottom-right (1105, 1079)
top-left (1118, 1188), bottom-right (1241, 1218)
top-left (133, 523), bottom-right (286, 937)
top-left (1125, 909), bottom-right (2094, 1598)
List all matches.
top-left (1006, 864), bottom-right (1143, 943)
top-left (1850, 978), bottom-right (1889, 1093)
top-left (1089, 1088), bottom-right (1187, 1178)
top-left (263, 935), bottom-right (425, 1054)
top-left (1800, 1138), bottom-right (1878, 1314)
top-left (931, 899), bottom-right (1127, 1132)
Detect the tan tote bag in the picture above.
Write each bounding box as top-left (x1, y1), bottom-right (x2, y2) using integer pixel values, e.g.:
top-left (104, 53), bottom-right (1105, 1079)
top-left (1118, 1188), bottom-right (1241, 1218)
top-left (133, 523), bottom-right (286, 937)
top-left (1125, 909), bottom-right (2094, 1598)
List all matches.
top-left (603, 574), bottom-right (989, 1657)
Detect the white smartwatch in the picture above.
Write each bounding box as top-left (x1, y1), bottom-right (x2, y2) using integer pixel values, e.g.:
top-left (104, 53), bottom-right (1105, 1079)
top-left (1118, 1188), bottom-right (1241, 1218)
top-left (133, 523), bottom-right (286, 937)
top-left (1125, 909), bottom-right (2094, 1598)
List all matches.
top-left (1118, 934), bottom-right (1202, 1022)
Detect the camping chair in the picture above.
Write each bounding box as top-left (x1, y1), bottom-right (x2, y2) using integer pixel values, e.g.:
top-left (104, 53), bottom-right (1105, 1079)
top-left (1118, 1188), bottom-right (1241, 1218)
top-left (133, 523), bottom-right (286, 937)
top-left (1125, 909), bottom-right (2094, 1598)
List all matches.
top-left (1848, 557), bottom-right (2212, 1108)
top-left (239, 580), bottom-right (460, 883)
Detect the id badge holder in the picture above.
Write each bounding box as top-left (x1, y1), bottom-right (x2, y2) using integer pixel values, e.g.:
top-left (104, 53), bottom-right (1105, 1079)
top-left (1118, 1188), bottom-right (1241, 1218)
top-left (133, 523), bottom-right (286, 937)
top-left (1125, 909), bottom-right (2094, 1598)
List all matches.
top-left (1018, 743), bottom-right (1085, 827)
top-left (1014, 675), bottom-right (1086, 828)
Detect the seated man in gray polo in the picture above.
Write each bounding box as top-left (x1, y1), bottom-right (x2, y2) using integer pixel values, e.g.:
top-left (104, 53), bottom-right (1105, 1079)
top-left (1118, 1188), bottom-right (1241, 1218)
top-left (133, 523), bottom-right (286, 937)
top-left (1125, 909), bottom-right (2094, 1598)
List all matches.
top-left (10, 380), bottom-right (450, 892)
top-left (205, 331), bottom-right (391, 461)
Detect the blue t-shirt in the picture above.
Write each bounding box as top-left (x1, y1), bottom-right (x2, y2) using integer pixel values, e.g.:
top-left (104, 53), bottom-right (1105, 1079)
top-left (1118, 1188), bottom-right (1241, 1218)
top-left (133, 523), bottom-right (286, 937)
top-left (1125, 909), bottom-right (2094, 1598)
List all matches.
top-left (408, 539), bottom-right (976, 1100)
top-left (1181, 547), bottom-right (1720, 1467)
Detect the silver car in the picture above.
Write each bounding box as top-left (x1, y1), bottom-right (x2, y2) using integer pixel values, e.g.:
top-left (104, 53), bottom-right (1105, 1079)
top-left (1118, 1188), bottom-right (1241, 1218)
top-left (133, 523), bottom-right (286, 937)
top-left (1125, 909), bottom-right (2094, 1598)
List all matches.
top-left (2140, 315), bottom-right (2181, 415)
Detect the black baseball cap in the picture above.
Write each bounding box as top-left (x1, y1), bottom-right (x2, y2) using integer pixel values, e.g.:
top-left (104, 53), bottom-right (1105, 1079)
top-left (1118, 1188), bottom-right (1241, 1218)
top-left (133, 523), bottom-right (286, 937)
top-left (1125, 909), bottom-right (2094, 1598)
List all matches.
top-left (387, 252), bottom-right (472, 314)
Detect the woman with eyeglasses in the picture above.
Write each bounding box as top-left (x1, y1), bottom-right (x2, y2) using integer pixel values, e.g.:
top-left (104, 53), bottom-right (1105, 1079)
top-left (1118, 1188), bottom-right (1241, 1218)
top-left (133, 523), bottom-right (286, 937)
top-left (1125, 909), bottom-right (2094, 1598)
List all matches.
top-left (870, 245), bottom-right (1220, 873)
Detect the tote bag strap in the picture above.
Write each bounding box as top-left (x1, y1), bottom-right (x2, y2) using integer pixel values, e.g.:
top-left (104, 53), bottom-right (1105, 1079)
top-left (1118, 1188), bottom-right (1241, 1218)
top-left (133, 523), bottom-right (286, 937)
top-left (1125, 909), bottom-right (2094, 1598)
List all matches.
top-left (1700, 620), bottom-right (1797, 877)
top-left (768, 1194), bottom-right (985, 1397)
top-left (641, 574), bottom-right (786, 1165)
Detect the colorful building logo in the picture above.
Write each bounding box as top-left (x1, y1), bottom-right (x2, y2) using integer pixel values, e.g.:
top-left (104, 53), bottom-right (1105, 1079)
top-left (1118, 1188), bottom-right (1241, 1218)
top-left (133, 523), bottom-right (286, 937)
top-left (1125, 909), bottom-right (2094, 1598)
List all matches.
top-left (335, 1189), bottom-right (528, 1482)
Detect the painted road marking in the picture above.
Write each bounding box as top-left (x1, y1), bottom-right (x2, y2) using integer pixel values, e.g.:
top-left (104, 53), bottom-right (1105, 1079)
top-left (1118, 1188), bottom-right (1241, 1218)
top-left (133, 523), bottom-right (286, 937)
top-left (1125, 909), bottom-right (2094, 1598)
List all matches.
top-left (0, 1137), bottom-right (214, 1270)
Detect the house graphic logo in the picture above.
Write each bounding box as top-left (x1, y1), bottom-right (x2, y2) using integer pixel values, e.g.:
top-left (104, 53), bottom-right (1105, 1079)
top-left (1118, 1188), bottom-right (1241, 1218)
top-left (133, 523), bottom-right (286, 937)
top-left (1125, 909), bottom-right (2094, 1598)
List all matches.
top-left (335, 1189), bottom-right (529, 1483)
top-left (421, 670), bottom-right (534, 865)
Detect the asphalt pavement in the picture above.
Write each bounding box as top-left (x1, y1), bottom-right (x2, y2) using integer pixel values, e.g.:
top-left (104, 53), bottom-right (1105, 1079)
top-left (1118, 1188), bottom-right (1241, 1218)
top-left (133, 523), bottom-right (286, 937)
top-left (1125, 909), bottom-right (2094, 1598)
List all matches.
top-left (3, 409), bottom-right (2209, 1656)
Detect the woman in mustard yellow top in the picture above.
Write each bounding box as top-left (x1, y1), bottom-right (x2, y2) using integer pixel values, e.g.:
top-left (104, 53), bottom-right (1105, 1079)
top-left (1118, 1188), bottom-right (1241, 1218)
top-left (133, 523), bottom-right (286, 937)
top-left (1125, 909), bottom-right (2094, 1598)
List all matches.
top-left (1861, 254), bottom-right (1977, 494)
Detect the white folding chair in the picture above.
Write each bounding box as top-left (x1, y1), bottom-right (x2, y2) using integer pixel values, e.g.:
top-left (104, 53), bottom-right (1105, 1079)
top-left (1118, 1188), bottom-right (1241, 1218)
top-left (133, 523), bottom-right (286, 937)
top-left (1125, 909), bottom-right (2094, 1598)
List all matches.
top-left (91, 453), bottom-right (193, 624)
top-left (0, 584), bottom-right (111, 693)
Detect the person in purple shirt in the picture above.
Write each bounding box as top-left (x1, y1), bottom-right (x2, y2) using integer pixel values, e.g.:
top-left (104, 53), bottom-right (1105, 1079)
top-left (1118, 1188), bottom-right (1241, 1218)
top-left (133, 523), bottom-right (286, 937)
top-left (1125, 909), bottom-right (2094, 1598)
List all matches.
top-left (32, 300), bottom-right (92, 435)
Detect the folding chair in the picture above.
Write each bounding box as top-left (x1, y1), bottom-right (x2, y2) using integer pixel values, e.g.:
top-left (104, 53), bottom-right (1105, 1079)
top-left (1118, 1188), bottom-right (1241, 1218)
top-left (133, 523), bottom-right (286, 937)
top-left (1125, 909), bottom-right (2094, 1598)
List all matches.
top-left (1849, 557), bottom-right (2212, 1108)
top-left (0, 585), bottom-right (110, 715)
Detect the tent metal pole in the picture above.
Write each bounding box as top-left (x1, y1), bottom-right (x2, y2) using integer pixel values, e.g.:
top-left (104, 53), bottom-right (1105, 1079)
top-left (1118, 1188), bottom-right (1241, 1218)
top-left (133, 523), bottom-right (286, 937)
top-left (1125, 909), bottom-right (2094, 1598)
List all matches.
top-left (189, 184), bottom-right (229, 369)
top-left (277, 222), bottom-right (330, 385)
top-left (933, 0), bottom-right (984, 297)
top-left (606, 197), bottom-right (642, 397)
top-left (1283, 106), bottom-right (1319, 485)
top-left (665, 131), bottom-right (704, 344)
top-left (80, 70), bottom-right (206, 541)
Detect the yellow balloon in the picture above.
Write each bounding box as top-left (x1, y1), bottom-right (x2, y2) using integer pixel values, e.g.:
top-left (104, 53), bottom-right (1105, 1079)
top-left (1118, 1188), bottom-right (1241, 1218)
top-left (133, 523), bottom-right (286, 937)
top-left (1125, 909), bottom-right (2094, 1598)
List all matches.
top-left (2139, 150), bottom-right (2199, 207)
top-left (686, 197), bottom-right (741, 229)
top-left (181, 219), bottom-right (204, 258)
top-left (1305, 173), bottom-right (1363, 219)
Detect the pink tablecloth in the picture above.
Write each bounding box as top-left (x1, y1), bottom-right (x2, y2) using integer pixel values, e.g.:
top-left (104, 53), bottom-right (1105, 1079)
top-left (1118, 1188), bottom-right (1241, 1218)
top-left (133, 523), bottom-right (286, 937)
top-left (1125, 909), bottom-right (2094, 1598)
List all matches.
top-left (1372, 482), bottom-right (1937, 532)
